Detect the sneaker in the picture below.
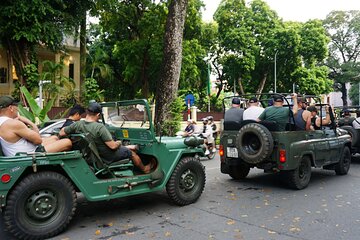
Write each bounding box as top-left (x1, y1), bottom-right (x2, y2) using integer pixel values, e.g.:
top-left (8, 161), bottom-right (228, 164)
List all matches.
top-left (204, 150), bottom-right (210, 155)
top-left (212, 148), bottom-right (216, 153)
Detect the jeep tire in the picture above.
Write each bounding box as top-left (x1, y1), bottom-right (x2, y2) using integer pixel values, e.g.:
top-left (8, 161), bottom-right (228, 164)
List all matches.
top-left (237, 123), bottom-right (274, 164)
top-left (166, 156), bottom-right (206, 206)
top-left (4, 171), bottom-right (77, 239)
top-left (335, 146), bottom-right (351, 175)
top-left (287, 156), bottom-right (311, 190)
top-left (229, 164), bottom-right (250, 180)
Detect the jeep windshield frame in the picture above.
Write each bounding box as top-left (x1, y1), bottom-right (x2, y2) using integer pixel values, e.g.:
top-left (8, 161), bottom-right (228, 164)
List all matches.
top-left (99, 99), bottom-right (157, 144)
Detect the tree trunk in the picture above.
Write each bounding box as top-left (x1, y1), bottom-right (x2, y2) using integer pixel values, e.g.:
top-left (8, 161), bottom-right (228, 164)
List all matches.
top-left (238, 77), bottom-right (244, 95)
top-left (155, 0), bottom-right (188, 133)
top-left (140, 48), bottom-right (150, 98)
top-left (5, 37), bottom-right (31, 86)
top-left (256, 73), bottom-right (268, 94)
top-left (79, 11), bottom-right (87, 95)
top-left (341, 82), bottom-right (348, 106)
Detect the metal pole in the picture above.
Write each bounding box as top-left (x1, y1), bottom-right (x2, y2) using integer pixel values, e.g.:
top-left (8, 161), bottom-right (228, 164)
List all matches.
top-left (274, 50), bottom-right (278, 93)
top-left (38, 83), bottom-right (42, 108)
top-left (38, 80), bottom-right (51, 109)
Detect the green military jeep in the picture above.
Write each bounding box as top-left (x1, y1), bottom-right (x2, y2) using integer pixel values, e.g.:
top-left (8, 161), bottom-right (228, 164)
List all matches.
top-left (220, 94), bottom-right (352, 190)
top-left (333, 106), bottom-right (360, 155)
top-left (0, 99), bottom-right (206, 239)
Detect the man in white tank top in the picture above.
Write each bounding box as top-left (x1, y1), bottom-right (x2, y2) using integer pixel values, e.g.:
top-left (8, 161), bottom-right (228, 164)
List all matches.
top-left (0, 96), bottom-right (72, 156)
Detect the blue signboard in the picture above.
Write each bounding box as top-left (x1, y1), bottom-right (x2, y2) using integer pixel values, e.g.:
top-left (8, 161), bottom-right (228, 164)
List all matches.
top-left (185, 94), bottom-right (195, 106)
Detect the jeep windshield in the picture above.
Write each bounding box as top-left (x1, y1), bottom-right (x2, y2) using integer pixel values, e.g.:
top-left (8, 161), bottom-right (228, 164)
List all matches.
top-left (101, 100), bottom-right (151, 130)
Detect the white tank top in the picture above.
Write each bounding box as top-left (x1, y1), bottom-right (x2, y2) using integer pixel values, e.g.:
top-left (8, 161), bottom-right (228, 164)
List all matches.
top-left (0, 116), bottom-right (37, 156)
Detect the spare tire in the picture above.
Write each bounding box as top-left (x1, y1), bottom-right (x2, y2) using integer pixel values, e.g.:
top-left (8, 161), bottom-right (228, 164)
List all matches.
top-left (237, 123), bottom-right (274, 164)
top-left (340, 126), bottom-right (360, 146)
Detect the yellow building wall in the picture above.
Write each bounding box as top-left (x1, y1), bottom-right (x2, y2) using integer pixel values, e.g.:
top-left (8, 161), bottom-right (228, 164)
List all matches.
top-left (0, 45), bottom-right (80, 106)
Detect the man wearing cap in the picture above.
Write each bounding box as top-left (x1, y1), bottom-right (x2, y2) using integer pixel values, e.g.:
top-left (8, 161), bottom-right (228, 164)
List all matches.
top-left (59, 102), bottom-right (153, 173)
top-left (0, 96), bottom-right (72, 156)
top-left (257, 94), bottom-right (298, 131)
top-left (337, 109), bottom-right (355, 127)
top-left (200, 117), bottom-right (214, 155)
top-left (224, 98), bottom-right (244, 123)
top-left (293, 97), bottom-right (312, 130)
top-left (183, 119), bottom-right (194, 136)
top-left (60, 104), bottom-right (85, 128)
top-left (243, 97), bottom-right (264, 120)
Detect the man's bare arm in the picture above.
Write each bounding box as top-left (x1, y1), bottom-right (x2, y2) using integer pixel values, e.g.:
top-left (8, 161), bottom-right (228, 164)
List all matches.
top-left (105, 140), bottom-right (121, 150)
top-left (11, 120), bottom-right (42, 145)
top-left (292, 94), bottom-right (298, 116)
top-left (16, 116), bottom-right (39, 133)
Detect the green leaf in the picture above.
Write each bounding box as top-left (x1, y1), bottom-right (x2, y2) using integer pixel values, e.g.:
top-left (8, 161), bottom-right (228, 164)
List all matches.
top-left (20, 86), bottom-right (41, 116)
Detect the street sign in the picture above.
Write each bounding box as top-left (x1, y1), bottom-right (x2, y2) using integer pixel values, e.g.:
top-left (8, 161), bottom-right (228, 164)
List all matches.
top-left (185, 94), bottom-right (195, 106)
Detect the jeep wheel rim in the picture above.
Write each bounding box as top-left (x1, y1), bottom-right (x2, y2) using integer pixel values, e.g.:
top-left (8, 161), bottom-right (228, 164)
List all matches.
top-left (242, 133), bottom-right (261, 154)
top-left (180, 169), bottom-right (196, 191)
top-left (299, 161), bottom-right (309, 179)
top-left (26, 190), bottom-right (58, 220)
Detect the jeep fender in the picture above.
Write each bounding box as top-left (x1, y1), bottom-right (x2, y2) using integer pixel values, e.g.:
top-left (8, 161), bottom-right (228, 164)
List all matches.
top-left (299, 152), bottom-right (315, 168)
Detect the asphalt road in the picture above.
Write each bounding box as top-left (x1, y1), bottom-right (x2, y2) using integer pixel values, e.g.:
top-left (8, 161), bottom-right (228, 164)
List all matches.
top-left (2, 154), bottom-right (360, 240)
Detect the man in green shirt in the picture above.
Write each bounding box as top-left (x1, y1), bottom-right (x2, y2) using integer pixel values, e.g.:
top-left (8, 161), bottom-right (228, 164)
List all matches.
top-left (257, 94), bottom-right (298, 131)
top-left (59, 102), bottom-right (152, 173)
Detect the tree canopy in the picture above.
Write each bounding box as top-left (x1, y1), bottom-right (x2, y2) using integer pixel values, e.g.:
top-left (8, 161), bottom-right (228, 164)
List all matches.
top-left (323, 10), bottom-right (360, 105)
top-left (213, 0), bottom-right (332, 96)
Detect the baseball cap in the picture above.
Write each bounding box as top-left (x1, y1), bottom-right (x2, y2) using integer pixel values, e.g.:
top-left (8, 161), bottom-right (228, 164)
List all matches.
top-left (232, 98), bottom-right (240, 104)
top-left (0, 96), bottom-right (19, 109)
top-left (87, 102), bottom-right (102, 114)
top-left (272, 95), bottom-right (283, 102)
top-left (249, 97), bottom-right (258, 103)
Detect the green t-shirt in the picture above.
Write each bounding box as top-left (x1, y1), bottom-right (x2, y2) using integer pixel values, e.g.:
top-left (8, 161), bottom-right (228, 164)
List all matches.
top-left (258, 106), bottom-right (290, 131)
top-left (64, 120), bottom-right (115, 161)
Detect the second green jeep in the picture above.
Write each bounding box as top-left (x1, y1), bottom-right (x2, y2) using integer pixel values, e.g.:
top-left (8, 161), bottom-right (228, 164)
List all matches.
top-left (220, 94), bottom-right (352, 190)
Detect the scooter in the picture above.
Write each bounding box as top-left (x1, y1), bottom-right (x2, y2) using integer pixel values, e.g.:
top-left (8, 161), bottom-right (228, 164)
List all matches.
top-left (195, 133), bottom-right (216, 160)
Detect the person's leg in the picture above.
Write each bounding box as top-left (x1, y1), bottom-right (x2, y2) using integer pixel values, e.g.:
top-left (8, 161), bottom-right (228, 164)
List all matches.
top-left (203, 139), bottom-right (209, 155)
top-left (130, 151), bottom-right (152, 173)
top-left (43, 138), bottom-right (72, 153)
top-left (117, 147), bottom-right (151, 173)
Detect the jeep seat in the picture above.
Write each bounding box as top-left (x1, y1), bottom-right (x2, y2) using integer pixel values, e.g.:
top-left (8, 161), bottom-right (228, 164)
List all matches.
top-left (224, 121), bottom-right (242, 131)
top-left (70, 133), bottom-right (133, 177)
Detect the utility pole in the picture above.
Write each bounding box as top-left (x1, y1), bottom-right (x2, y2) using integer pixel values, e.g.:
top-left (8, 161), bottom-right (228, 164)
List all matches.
top-left (274, 50), bottom-right (278, 93)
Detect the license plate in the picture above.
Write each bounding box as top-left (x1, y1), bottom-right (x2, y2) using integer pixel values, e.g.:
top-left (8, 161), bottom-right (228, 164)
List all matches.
top-left (227, 147), bottom-right (238, 158)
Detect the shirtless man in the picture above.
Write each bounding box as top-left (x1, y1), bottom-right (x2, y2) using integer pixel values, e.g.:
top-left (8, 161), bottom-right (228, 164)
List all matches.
top-left (0, 96), bottom-right (72, 156)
